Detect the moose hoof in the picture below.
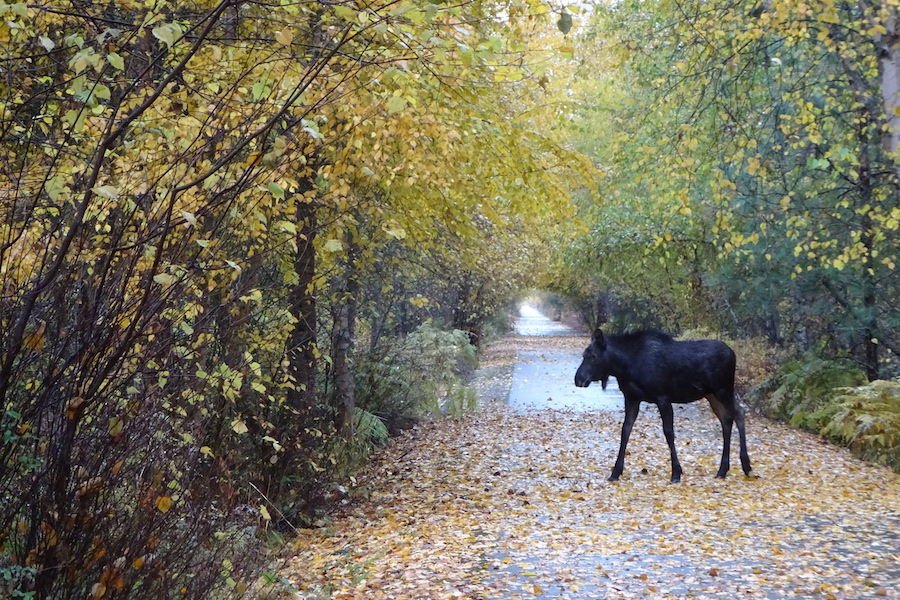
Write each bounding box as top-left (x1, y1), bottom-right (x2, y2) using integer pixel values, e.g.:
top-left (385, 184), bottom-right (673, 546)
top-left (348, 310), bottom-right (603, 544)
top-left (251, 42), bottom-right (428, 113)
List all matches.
top-left (714, 472), bottom-right (727, 479)
top-left (608, 474), bottom-right (621, 482)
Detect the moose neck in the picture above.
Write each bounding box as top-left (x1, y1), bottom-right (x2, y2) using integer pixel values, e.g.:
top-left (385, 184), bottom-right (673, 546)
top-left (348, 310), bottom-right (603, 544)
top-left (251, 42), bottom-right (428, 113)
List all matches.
top-left (604, 344), bottom-right (631, 379)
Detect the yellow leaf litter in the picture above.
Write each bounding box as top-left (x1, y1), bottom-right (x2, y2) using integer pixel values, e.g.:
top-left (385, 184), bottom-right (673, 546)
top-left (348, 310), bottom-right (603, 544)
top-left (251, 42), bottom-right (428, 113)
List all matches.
top-left (284, 336), bottom-right (900, 599)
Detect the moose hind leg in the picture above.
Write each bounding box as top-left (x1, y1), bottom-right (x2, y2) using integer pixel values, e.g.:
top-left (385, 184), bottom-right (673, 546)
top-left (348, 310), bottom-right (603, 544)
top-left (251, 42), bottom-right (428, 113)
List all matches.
top-left (706, 394), bottom-right (733, 478)
top-left (658, 401), bottom-right (682, 483)
top-left (610, 400), bottom-right (640, 481)
top-left (734, 402), bottom-right (752, 475)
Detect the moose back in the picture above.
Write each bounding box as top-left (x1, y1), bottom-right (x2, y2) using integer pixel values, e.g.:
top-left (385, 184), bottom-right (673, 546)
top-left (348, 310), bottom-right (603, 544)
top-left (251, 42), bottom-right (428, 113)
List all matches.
top-left (575, 329), bottom-right (751, 483)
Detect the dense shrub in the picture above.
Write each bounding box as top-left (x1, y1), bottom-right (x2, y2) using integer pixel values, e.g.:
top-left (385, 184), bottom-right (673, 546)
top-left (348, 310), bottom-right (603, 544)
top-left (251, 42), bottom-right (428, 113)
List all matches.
top-left (805, 380), bottom-right (900, 471)
top-left (746, 355), bottom-right (867, 425)
top-left (732, 336), bottom-right (784, 399)
top-left (746, 355), bottom-right (900, 473)
top-left (479, 301), bottom-right (518, 342)
top-left (324, 408), bottom-right (391, 480)
top-left (354, 322), bottom-right (478, 433)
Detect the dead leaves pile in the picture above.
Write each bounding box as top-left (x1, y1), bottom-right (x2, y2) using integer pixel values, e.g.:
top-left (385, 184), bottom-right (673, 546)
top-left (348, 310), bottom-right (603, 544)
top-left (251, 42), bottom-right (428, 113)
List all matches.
top-left (285, 351), bottom-right (900, 599)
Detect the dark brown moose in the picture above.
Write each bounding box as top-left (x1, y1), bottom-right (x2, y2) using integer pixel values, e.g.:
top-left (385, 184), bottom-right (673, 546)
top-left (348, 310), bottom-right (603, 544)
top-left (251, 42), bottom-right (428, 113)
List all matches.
top-left (575, 329), bottom-right (751, 483)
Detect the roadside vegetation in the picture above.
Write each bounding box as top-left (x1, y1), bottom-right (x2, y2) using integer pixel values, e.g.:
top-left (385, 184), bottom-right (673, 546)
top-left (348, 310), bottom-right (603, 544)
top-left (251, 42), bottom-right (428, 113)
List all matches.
top-left (5, 0), bottom-right (900, 598)
top-left (0, 0), bottom-right (586, 597)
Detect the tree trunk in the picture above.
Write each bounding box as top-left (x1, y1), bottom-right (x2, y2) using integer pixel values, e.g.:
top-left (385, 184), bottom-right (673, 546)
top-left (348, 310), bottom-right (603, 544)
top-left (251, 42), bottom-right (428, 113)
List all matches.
top-left (286, 178), bottom-right (320, 431)
top-left (881, 51), bottom-right (900, 164)
top-left (331, 231), bottom-right (359, 439)
top-left (855, 120), bottom-right (880, 380)
top-left (855, 100), bottom-right (879, 380)
top-left (861, 217), bottom-right (880, 380)
top-left (877, 6), bottom-right (900, 178)
top-left (858, 0), bottom-right (900, 178)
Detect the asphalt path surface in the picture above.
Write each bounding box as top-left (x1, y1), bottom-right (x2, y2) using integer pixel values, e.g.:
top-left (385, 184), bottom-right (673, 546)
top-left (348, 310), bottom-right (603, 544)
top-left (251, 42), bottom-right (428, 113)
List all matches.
top-left (508, 306), bottom-right (622, 413)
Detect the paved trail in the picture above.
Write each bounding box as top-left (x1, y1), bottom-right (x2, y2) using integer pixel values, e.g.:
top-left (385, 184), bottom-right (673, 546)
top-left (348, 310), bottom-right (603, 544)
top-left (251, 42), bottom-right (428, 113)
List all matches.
top-left (507, 306), bottom-right (622, 413)
top-left (286, 308), bottom-right (900, 599)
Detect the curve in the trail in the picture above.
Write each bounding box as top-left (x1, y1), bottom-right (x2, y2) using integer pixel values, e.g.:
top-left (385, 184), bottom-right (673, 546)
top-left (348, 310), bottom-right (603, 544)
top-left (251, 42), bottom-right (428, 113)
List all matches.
top-left (508, 305), bottom-right (623, 413)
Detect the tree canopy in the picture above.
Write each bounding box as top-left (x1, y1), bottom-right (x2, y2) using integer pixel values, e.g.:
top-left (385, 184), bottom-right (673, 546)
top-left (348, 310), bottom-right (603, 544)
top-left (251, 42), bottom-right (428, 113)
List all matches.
top-left (0, 0), bottom-right (592, 597)
top-left (550, 0), bottom-right (900, 379)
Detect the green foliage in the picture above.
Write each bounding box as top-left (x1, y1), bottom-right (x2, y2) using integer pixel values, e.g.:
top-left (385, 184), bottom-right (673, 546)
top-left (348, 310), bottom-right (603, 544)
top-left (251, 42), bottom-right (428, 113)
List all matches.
top-left (354, 353), bottom-right (417, 425)
top-left (327, 408), bottom-right (390, 476)
top-left (541, 50), bottom-right (724, 332)
top-left (807, 381), bottom-right (900, 471)
top-left (1, 410), bottom-right (39, 475)
top-left (0, 564), bottom-right (35, 599)
top-left (546, 0), bottom-right (900, 376)
top-left (442, 387), bottom-right (478, 418)
top-left (355, 322), bottom-right (478, 429)
top-left (740, 351), bottom-right (900, 472)
top-left (401, 323), bottom-right (479, 417)
top-left (478, 300), bottom-right (519, 342)
top-left (353, 408), bottom-right (390, 451)
top-left (747, 356), bottom-right (867, 426)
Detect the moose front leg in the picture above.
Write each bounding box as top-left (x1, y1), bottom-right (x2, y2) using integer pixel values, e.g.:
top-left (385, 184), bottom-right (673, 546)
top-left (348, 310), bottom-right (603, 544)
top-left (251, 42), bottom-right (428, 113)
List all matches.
top-left (610, 399), bottom-right (640, 481)
top-left (657, 400), bottom-right (682, 483)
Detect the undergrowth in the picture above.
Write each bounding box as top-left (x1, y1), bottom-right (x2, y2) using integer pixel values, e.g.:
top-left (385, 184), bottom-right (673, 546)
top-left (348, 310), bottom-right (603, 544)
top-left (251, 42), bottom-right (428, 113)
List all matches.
top-left (327, 408), bottom-right (391, 478)
top-left (746, 355), bottom-right (867, 424)
top-left (748, 355), bottom-right (900, 472)
top-left (807, 380), bottom-right (900, 471)
top-left (354, 321), bottom-right (478, 433)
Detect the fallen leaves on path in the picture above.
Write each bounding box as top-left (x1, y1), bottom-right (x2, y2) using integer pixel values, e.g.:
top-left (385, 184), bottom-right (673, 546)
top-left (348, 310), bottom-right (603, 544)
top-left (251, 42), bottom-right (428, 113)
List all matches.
top-left (284, 337), bottom-right (900, 600)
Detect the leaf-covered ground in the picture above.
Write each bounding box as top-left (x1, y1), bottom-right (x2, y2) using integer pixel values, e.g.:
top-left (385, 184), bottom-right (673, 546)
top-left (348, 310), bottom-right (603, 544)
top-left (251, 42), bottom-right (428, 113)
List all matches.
top-left (284, 335), bottom-right (900, 599)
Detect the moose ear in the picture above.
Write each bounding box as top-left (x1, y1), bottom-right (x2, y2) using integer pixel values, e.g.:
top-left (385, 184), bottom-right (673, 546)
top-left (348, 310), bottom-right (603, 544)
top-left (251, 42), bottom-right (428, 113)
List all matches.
top-left (592, 328), bottom-right (606, 349)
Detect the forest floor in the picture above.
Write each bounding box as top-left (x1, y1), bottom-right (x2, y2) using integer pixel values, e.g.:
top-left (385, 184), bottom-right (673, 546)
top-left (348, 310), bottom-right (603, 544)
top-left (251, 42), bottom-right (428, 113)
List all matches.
top-left (283, 314), bottom-right (900, 599)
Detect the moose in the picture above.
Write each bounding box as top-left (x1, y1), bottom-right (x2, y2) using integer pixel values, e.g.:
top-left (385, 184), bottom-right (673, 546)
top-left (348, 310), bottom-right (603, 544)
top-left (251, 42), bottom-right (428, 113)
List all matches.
top-left (575, 329), bottom-right (751, 483)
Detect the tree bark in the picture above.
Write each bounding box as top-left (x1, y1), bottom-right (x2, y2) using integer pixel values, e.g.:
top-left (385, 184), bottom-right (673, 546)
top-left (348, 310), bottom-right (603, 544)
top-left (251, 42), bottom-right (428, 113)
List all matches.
top-left (880, 9), bottom-right (900, 171)
top-left (286, 177), bottom-right (319, 425)
top-left (859, 0), bottom-right (900, 179)
top-left (331, 231), bottom-right (359, 439)
top-left (881, 47), bottom-right (900, 165)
